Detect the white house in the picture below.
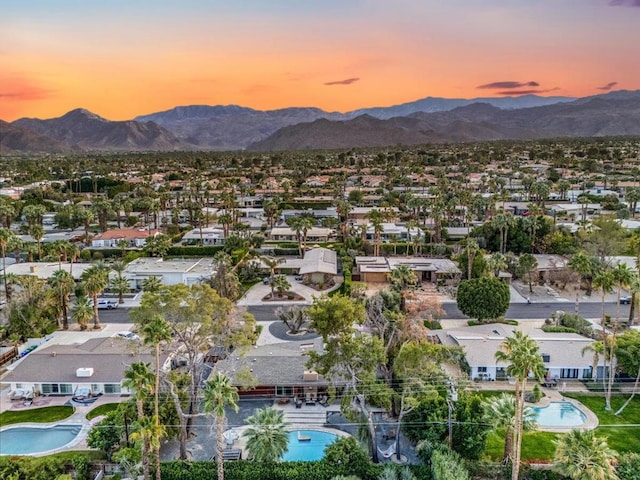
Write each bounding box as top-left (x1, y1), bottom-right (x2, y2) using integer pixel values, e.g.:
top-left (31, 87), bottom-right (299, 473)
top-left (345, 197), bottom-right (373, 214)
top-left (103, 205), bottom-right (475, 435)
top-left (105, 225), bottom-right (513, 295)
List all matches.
top-left (182, 227), bottom-right (226, 245)
top-left (438, 324), bottom-right (603, 382)
top-left (123, 257), bottom-right (216, 290)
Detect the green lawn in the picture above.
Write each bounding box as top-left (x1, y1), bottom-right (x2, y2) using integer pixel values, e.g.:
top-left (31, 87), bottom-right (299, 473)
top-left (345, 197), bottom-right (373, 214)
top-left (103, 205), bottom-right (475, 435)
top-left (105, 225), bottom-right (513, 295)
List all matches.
top-left (0, 406), bottom-right (75, 426)
top-left (86, 402), bottom-right (120, 420)
top-left (566, 394), bottom-right (640, 454)
top-left (484, 430), bottom-right (558, 462)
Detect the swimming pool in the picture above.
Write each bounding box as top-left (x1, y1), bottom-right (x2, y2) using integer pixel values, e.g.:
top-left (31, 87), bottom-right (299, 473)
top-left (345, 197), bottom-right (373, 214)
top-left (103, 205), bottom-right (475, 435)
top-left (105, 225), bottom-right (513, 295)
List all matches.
top-left (0, 425), bottom-right (83, 455)
top-left (281, 430), bottom-right (340, 461)
top-left (532, 402), bottom-right (587, 427)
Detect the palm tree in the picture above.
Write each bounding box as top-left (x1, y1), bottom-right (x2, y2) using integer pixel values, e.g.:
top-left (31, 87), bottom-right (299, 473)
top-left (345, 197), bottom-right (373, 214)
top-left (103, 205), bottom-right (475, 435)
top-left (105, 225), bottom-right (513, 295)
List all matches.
top-left (492, 212), bottom-right (513, 254)
top-left (553, 430), bottom-right (618, 480)
top-left (50, 270), bottom-right (75, 330)
top-left (242, 407), bottom-right (289, 462)
top-left (110, 276), bottom-right (130, 304)
top-left (123, 362), bottom-right (155, 480)
top-left (141, 316), bottom-right (171, 480)
top-left (0, 228), bottom-right (14, 300)
top-left (286, 216), bottom-right (305, 257)
top-left (141, 276), bottom-right (163, 294)
top-left (569, 252), bottom-right (599, 297)
top-left (495, 331), bottom-right (546, 480)
top-left (482, 393), bottom-right (537, 464)
top-left (81, 263), bottom-right (110, 329)
top-left (581, 340), bottom-right (604, 383)
top-left (29, 224), bottom-right (45, 259)
top-left (365, 208), bottom-right (386, 256)
top-left (71, 295), bottom-right (93, 330)
top-left (202, 372), bottom-right (239, 480)
top-left (270, 274), bottom-right (291, 298)
top-left (260, 255), bottom-right (285, 299)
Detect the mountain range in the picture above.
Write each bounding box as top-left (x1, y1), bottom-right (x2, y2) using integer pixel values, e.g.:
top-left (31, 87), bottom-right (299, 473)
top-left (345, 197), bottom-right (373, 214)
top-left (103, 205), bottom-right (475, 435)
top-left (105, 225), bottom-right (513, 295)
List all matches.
top-left (1, 91), bottom-right (639, 154)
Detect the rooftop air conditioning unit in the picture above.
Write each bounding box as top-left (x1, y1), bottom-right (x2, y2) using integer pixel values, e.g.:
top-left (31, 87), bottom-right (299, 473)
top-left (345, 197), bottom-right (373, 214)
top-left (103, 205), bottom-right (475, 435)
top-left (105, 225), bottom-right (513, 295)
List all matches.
top-left (76, 367), bottom-right (94, 377)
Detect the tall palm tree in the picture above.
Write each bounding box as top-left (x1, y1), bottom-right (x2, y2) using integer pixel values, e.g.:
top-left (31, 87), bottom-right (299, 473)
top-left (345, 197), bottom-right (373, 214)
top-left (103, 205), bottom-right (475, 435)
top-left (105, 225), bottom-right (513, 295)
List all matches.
top-left (365, 209), bottom-right (386, 256)
top-left (81, 263), bottom-right (110, 329)
top-left (202, 372), bottom-right (239, 480)
top-left (482, 393), bottom-right (537, 463)
top-left (553, 430), bottom-right (618, 480)
top-left (122, 362), bottom-right (155, 480)
top-left (0, 228), bottom-right (14, 300)
top-left (242, 407), bottom-right (289, 462)
top-left (29, 224), bottom-right (45, 259)
top-left (495, 331), bottom-right (546, 480)
top-left (260, 255), bottom-right (285, 299)
top-left (50, 269), bottom-right (75, 330)
top-left (71, 296), bottom-right (93, 331)
top-left (492, 212), bottom-right (513, 255)
top-left (141, 316), bottom-right (171, 480)
top-left (581, 340), bottom-right (604, 383)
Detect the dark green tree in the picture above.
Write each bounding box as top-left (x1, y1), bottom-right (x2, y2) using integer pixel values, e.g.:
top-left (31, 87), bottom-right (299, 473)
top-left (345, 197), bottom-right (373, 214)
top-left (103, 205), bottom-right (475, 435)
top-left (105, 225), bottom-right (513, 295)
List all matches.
top-left (456, 277), bottom-right (510, 322)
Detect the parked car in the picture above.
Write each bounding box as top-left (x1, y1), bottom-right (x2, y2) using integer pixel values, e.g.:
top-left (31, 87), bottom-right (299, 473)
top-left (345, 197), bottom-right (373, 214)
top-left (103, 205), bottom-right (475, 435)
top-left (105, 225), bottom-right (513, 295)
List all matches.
top-left (115, 331), bottom-right (140, 341)
top-left (294, 275), bottom-right (303, 281)
top-left (90, 298), bottom-right (119, 309)
top-left (619, 296), bottom-right (632, 305)
top-left (262, 277), bottom-right (270, 285)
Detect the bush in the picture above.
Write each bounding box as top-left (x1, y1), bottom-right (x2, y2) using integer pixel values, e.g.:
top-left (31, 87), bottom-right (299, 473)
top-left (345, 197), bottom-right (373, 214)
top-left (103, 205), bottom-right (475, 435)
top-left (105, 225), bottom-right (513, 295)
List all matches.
top-left (617, 452), bottom-right (640, 480)
top-left (431, 448), bottom-right (470, 480)
top-left (541, 326), bottom-right (578, 334)
top-left (167, 245), bottom-right (224, 257)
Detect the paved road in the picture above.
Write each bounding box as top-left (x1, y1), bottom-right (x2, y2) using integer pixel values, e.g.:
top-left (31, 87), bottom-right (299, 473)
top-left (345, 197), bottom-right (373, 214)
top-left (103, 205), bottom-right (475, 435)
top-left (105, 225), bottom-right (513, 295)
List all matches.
top-left (102, 303), bottom-right (632, 324)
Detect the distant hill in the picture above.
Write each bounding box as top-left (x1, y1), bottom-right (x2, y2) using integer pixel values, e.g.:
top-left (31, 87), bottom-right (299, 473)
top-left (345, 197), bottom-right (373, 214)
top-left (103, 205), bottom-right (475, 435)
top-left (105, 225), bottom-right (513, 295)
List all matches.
top-left (0, 120), bottom-right (75, 154)
top-left (12, 109), bottom-right (190, 152)
top-left (133, 95), bottom-right (575, 150)
top-left (135, 105), bottom-right (344, 150)
top-left (248, 91), bottom-right (640, 151)
top-left (2, 91), bottom-right (638, 154)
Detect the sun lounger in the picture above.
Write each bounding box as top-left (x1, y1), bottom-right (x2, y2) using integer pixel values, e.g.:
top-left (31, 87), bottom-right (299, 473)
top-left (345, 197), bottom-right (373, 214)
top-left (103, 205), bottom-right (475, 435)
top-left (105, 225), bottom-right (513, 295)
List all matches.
top-left (297, 431), bottom-right (311, 442)
top-left (378, 443), bottom-right (396, 459)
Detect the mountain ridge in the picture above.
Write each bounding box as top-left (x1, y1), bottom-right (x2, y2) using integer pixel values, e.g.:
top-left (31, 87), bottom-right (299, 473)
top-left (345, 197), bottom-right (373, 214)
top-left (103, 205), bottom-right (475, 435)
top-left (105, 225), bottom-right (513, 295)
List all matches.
top-left (2, 90), bottom-right (639, 154)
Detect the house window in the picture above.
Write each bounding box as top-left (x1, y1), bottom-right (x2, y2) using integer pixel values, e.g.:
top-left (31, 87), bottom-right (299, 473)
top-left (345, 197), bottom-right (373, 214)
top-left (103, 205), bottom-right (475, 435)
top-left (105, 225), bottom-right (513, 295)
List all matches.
top-left (477, 367), bottom-right (487, 373)
top-left (41, 383), bottom-right (73, 394)
top-left (561, 369), bottom-right (579, 379)
top-left (276, 386), bottom-right (293, 397)
top-left (15, 383), bottom-right (22, 389)
top-left (542, 354), bottom-right (550, 363)
top-left (582, 368), bottom-right (592, 379)
top-left (104, 384), bottom-right (121, 394)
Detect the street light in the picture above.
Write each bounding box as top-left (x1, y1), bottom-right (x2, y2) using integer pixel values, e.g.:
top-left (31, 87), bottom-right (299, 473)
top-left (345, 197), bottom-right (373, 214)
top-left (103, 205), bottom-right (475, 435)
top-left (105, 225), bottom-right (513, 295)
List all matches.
top-left (447, 384), bottom-right (458, 449)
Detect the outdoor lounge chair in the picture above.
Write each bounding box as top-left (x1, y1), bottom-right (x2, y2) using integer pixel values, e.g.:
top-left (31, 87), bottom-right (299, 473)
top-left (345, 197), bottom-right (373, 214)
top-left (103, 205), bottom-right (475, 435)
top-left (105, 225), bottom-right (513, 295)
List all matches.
top-left (297, 431), bottom-right (311, 441)
top-left (378, 443), bottom-right (396, 459)
top-left (294, 397), bottom-right (303, 408)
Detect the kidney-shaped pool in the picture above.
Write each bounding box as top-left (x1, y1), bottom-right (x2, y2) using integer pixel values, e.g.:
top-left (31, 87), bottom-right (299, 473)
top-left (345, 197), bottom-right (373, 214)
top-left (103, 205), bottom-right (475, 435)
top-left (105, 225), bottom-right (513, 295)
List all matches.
top-left (0, 424), bottom-right (83, 455)
top-left (532, 402), bottom-right (587, 428)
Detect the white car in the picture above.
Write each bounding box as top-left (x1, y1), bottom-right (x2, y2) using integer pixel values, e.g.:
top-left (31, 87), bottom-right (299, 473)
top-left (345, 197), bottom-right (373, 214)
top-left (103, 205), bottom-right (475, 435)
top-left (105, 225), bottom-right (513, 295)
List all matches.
top-left (90, 299), bottom-right (119, 310)
top-left (115, 331), bottom-right (140, 341)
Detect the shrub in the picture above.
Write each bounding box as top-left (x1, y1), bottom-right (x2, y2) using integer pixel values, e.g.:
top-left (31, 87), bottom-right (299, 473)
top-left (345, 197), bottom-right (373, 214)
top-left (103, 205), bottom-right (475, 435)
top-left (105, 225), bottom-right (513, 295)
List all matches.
top-left (541, 326), bottom-right (578, 334)
top-left (431, 448), bottom-right (470, 480)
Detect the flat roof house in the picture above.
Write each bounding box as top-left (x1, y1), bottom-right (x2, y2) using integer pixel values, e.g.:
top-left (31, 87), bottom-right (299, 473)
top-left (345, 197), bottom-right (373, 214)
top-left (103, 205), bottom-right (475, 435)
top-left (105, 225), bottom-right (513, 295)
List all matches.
top-left (123, 257), bottom-right (216, 290)
top-left (437, 324), bottom-right (603, 382)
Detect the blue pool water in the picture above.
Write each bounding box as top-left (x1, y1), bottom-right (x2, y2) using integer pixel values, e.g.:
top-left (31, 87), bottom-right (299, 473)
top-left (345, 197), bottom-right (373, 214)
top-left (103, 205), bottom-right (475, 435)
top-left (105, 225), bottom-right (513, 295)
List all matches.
top-left (0, 425), bottom-right (82, 455)
top-left (281, 430), bottom-right (340, 461)
top-left (532, 402), bottom-right (587, 427)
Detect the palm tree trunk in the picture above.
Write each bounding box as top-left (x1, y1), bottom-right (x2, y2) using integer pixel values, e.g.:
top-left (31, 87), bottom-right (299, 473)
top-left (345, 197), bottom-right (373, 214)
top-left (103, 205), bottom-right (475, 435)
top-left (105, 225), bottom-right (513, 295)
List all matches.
top-left (503, 427), bottom-right (513, 464)
top-left (512, 380), bottom-right (524, 480)
top-left (62, 296), bottom-right (69, 330)
top-left (615, 368), bottom-right (640, 416)
top-left (216, 414), bottom-right (225, 480)
top-left (154, 345), bottom-right (161, 480)
top-left (92, 293), bottom-right (101, 329)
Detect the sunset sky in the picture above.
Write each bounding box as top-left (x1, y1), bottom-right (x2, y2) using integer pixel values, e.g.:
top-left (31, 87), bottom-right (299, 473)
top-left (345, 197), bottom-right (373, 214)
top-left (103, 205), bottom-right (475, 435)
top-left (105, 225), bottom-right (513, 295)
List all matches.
top-left (2, 0), bottom-right (639, 121)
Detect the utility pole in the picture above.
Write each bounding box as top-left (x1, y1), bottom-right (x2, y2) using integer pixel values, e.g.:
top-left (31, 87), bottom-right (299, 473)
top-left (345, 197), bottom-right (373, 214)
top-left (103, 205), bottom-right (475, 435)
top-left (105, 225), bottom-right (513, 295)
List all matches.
top-left (447, 380), bottom-right (458, 449)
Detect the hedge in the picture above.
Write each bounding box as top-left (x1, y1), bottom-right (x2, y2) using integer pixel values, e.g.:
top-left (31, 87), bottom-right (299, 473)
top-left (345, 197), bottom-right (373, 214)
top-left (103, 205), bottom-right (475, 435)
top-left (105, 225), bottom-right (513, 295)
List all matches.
top-left (160, 461), bottom-right (429, 480)
top-left (167, 245), bottom-right (224, 257)
top-left (541, 326), bottom-right (578, 334)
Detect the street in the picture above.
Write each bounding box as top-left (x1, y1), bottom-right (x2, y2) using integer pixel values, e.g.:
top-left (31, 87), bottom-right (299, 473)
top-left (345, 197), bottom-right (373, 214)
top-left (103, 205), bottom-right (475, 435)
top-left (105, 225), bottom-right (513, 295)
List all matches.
top-left (98, 302), bottom-right (634, 325)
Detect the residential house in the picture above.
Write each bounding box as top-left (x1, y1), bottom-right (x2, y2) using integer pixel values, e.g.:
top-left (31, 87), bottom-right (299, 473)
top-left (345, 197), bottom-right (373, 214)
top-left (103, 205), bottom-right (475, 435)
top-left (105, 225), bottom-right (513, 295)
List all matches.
top-left (269, 227), bottom-right (334, 243)
top-left (91, 228), bottom-right (159, 248)
top-left (123, 257), bottom-right (216, 289)
top-left (353, 256), bottom-right (460, 284)
top-left (4, 262), bottom-right (92, 281)
top-left (437, 324), bottom-right (602, 381)
top-left (298, 247), bottom-right (338, 286)
top-left (5, 336), bottom-right (165, 397)
top-left (182, 227), bottom-right (226, 245)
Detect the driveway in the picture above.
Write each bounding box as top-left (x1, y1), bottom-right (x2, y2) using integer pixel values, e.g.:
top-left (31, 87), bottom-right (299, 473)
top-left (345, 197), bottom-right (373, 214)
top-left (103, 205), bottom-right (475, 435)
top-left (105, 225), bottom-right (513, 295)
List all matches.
top-left (237, 275), bottom-right (341, 306)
